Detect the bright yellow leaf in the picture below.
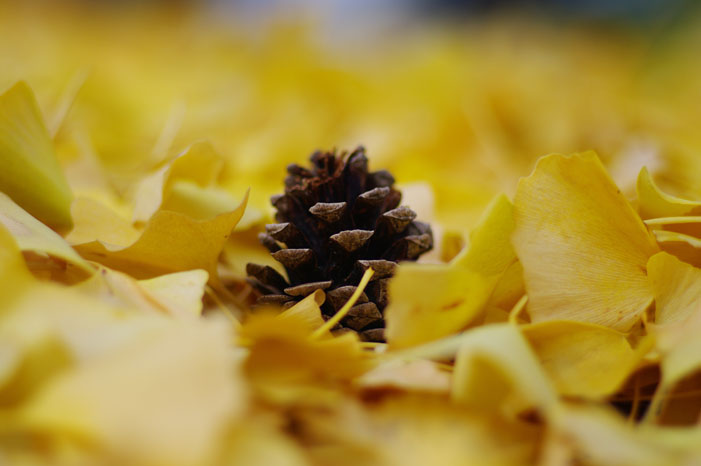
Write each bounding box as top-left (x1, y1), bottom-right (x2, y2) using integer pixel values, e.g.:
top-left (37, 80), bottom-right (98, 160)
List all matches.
top-left (0, 81), bottom-right (73, 231)
top-left (452, 323), bottom-right (556, 417)
top-left (513, 152), bottom-right (659, 331)
top-left (385, 264), bottom-right (492, 349)
top-left (73, 190), bottom-right (248, 282)
top-left (452, 193), bottom-right (516, 275)
top-left (240, 296), bottom-right (371, 395)
top-left (385, 194), bottom-right (517, 348)
top-left (522, 320), bottom-right (643, 398)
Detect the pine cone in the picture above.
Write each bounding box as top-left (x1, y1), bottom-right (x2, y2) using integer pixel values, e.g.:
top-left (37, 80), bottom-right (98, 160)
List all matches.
top-left (246, 147), bottom-right (433, 342)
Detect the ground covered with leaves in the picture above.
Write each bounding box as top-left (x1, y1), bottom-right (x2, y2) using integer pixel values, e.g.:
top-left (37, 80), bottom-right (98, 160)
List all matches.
top-left (3, 3), bottom-right (701, 466)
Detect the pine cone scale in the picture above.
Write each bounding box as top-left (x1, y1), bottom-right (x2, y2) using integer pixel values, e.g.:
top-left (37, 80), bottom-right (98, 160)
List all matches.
top-left (247, 147), bottom-right (433, 342)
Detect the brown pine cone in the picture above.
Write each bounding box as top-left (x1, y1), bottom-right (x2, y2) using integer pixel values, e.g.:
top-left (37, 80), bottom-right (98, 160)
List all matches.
top-left (246, 147), bottom-right (433, 342)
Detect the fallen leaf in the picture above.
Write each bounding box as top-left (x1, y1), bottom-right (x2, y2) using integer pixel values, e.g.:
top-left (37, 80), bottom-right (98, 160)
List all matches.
top-left (0, 81), bottom-right (73, 231)
top-left (0, 192), bottom-right (93, 276)
top-left (522, 320), bottom-right (643, 398)
top-left (385, 264), bottom-right (492, 349)
top-left (647, 252), bottom-right (701, 325)
top-left (73, 190), bottom-right (248, 283)
top-left (75, 266), bottom-right (208, 318)
top-left (19, 318), bottom-right (247, 466)
top-left (636, 166), bottom-right (701, 220)
top-left (131, 141), bottom-right (225, 223)
top-left (452, 323), bottom-right (557, 418)
top-left (66, 196), bottom-right (140, 248)
top-left (512, 152), bottom-right (659, 331)
top-left (385, 195), bottom-right (516, 348)
top-left (139, 269), bottom-right (209, 318)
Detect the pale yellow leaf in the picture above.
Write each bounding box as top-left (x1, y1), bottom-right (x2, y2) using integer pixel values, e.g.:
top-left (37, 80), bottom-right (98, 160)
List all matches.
top-left (19, 319), bottom-right (246, 466)
top-left (132, 141), bottom-right (225, 223)
top-left (550, 405), bottom-right (697, 466)
top-left (139, 269), bottom-right (209, 318)
top-left (75, 266), bottom-right (208, 318)
top-left (452, 324), bottom-right (556, 417)
top-left (647, 252), bottom-right (701, 325)
top-left (0, 192), bottom-right (93, 275)
top-left (356, 359), bottom-right (451, 393)
top-left (66, 196), bottom-right (140, 248)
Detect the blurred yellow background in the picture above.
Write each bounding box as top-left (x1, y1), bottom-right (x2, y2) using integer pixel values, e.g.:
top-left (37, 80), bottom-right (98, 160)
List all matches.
top-left (2, 0), bottom-right (701, 232)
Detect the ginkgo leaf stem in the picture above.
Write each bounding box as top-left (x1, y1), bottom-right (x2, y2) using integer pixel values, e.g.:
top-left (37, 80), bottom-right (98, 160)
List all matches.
top-left (311, 267), bottom-right (374, 339)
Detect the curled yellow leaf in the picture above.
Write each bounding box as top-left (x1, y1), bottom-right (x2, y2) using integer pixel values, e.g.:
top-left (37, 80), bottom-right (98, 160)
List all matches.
top-left (637, 166), bottom-right (701, 220)
top-left (74, 190), bottom-right (248, 283)
top-left (385, 194), bottom-right (517, 348)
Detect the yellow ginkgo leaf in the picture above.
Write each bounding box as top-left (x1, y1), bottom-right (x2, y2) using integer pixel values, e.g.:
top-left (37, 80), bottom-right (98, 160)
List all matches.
top-left (647, 267), bottom-right (701, 404)
top-left (356, 359), bottom-right (452, 393)
top-left (513, 152), bottom-right (659, 331)
top-left (549, 405), bottom-right (694, 466)
top-left (647, 252), bottom-right (701, 325)
top-left (0, 192), bottom-right (93, 276)
top-left (385, 264), bottom-right (492, 349)
top-left (132, 141), bottom-right (225, 223)
top-left (19, 319), bottom-right (247, 466)
top-left (452, 193), bottom-right (516, 275)
top-left (75, 266), bottom-right (208, 318)
top-left (0, 81), bottom-right (73, 231)
top-left (385, 194), bottom-right (517, 349)
top-left (139, 270), bottom-right (209, 318)
top-left (275, 289), bottom-right (326, 332)
top-left (240, 295), bottom-right (371, 392)
top-left (0, 224), bottom-right (34, 306)
top-left (73, 190), bottom-right (248, 283)
top-left (66, 196), bottom-right (140, 248)
top-left (302, 395), bottom-right (542, 466)
top-left (637, 166), bottom-right (701, 220)
top-left (481, 260), bottom-right (526, 323)
top-left (162, 179), bottom-right (261, 225)
top-left (652, 230), bottom-right (701, 268)
top-left (653, 312), bottom-right (701, 397)
top-left (222, 421), bottom-right (310, 466)
top-left (452, 323), bottom-right (556, 417)
top-left (522, 320), bottom-right (644, 399)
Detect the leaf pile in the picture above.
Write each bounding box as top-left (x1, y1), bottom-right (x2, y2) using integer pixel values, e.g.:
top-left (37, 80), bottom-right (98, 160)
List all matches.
top-left (3, 5), bottom-right (701, 465)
